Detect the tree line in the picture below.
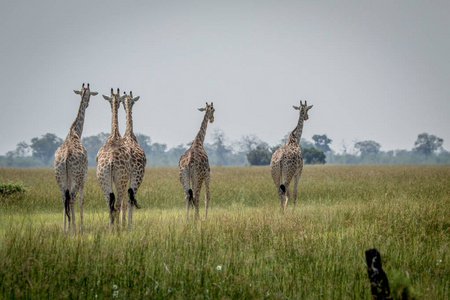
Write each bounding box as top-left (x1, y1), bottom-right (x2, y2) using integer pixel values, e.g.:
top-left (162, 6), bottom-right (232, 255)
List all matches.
top-left (0, 131), bottom-right (448, 167)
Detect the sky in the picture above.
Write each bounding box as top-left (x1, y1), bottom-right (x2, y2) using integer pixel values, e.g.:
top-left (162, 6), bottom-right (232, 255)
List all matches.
top-left (1, 0), bottom-right (449, 155)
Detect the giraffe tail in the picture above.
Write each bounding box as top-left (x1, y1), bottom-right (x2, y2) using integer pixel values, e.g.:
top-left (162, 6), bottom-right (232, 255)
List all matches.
top-left (64, 189), bottom-right (71, 221)
top-left (128, 188), bottom-right (141, 209)
top-left (279, 184), bottom-right (286, 196)
top-left (109, 193), bottom-right (116, 212)
top-left (188, 189), bottom-right (194, 207)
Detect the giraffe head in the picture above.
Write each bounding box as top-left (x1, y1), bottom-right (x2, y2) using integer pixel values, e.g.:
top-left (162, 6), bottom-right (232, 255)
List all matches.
top-left (198, 102), bottom-right (215, 123)
top-left (293, 101), bottom-right (313, 120)
top-left (121, 91), bottom-right (140, 113)
top-left (73, 83), bottom-right (98, 107)
top-left (102, 88), bottom-right (126, 110)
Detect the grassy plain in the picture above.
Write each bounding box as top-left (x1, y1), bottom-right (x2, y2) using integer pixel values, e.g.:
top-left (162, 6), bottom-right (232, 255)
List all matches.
top-left (0, 165), bottom-right (448, 299)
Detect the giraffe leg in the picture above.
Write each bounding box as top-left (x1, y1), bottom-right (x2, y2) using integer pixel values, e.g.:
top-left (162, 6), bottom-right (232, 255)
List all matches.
top-left (127, 188), bottom-right (134, 228)
top-left (60, 190), bottom-right (69, 231)
top-left (118, 187), bottom-right (127, 228)
top-left (270, 162), bottom-right (285, 213)
top-left (193, 181), bottom-right (202, 220)
top-left (204, 176), bottom-right (210, 220)
top-left (70, 186), bottom-right (80, 232)
top-left (70, 193), bottom-right (76, 232)
top-left (185, 194), bottom-right (191, 221)
top-left (78, 186), bottom-right (85, 231)
top-left (99, 176), bottom-right (115, 228)
top-left (292, 169), bottom-right (302, 209)
top-left (180, 167), bottom-right (192, 220)
top-left (284, 188), bottom-right (290, 212)
top-left (281, 165), bottom-right (295, 213)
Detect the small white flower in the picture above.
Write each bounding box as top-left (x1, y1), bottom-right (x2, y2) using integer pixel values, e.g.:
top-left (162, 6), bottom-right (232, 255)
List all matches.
top-left (112, 284), bottom-right (118, 290)
top-left (113, 290), bottom-right (119, 298)
top-left (216, 265), bottom-right (222, 271)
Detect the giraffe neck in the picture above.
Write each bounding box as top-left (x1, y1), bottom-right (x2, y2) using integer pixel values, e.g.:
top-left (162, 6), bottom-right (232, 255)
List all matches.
top-left (124, 105), bottom-right (136, 140)
top-left (193, 112), bottom-right (209, 145)
top-left (110, 101), bottom-right (121, 139)
top-left (70, 92), bottom-right (89, 137)
top-left (286, 111), bottom-right (305, 146)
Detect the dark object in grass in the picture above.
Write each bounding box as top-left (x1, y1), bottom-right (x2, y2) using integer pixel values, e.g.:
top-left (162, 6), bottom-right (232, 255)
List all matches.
top-left (365, 248), bottom-right (392, 300)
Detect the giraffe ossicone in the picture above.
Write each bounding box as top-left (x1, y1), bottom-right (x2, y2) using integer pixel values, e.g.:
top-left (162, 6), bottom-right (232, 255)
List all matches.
top-left (54, 83), bottom-right (97, 232)
top-left (270, 100), bottom-right (313, 212)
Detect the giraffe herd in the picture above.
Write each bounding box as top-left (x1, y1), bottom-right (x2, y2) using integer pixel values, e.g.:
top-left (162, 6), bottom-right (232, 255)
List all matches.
top-left (54, 84), bottom-right (313, 231)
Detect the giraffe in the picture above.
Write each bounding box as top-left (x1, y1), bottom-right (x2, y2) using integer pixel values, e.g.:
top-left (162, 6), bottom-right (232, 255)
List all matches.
top-left (54, 83), bottom-right (98, 231)
top-left (270, 101), bottom-right (313, 212)
top-left (179, 102), bottom-right (215, 220)
top-left (96, 88), bottom-right (132, 229)
top-left (120, 91), bottom-right (146, 225)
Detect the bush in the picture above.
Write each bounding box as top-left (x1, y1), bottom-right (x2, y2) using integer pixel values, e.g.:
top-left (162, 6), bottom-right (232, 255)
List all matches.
top-left (302, 147), bottom-right (326, 164)
top-left (0, 182), bottom-right (26, 196)
top-left (247, 146), bottom-right (272, 166)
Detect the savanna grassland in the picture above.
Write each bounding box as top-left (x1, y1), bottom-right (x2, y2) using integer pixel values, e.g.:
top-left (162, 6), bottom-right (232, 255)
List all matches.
top-left (0, 165), bottom-right (449, 299)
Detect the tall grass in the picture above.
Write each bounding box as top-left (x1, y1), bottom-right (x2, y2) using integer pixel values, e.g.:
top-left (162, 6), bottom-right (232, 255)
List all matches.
top-left (0, 166), bottom-right (448, 299)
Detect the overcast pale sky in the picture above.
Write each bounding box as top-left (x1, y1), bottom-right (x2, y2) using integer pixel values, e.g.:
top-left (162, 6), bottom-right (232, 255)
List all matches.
top-left (1, 0), bottom-right (449, 155)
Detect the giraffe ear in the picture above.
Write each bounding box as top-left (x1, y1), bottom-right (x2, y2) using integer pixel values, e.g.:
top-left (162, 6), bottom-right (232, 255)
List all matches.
top-left (102, 95), bottom-right (112, 101)
top-left (306, 105), bottom-right (313, 110)
top-left (132, 96), bottom-right (140, 102)
top-left (198, 108), bottom-right (206, 112)
top-left (119, 95), bottom-right (127, 101)
top-left (74, 90), bottom-right (82, 95)
top-left (90, 92), bottom-right (98, 96)
top-left (293, 105), bottom-right (300, 110)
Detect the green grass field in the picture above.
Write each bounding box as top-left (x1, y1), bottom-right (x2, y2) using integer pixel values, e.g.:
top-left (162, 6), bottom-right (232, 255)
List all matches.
top-left (0, 165), bottom-right (449, 299)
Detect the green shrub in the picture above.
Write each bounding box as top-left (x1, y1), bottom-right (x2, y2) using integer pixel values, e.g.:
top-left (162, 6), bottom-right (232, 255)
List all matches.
top-left (0, 182), bottom-right (26, 196)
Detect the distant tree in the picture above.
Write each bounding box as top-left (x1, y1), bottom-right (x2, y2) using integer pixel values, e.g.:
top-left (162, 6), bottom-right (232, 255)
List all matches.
top-left (135, 133), bottom-right (152, 155)
top-left (82, 133), bottom-right (109, 166)
top-left (30, 133), bottom-right (63, 165)
top-left (281, 133), bottom-right (313, 148)
top-left (5, 141), bottom-right (32, 159)
top-left (413, 133), bottom-right (443, 156)
top-left (302, 147), bottom-right (326, 164)
top-left (210, 129), bottom-right (232, 165)
top-left (312, 134), bottom-right (332, 152)
top-left (239, 134), bottom-right (268, 153)
top-left (300, 138), bottom-right (314, 148)
top-left (354, 140), bottom-right (381, 156)
top-left (151, 142), bottom-right (168, 154)
top-left (148, 142), bottom-right (169, 166)
top-left (167, 144), bottom-right (188, 159)
top-left (247, 145), bottom-right (271, 166)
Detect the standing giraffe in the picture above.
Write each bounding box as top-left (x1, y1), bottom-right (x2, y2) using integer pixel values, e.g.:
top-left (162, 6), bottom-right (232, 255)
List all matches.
top-left (179, 102), bottom-right (215, 220)
top-left (270, 101), bottom-right (313, 212)
top-left (54, 83), bottom-right (98, 231)
top-left (96, 88), bottom-right (132, 228)
top-left (121, 91), bottom-right (146, 225)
